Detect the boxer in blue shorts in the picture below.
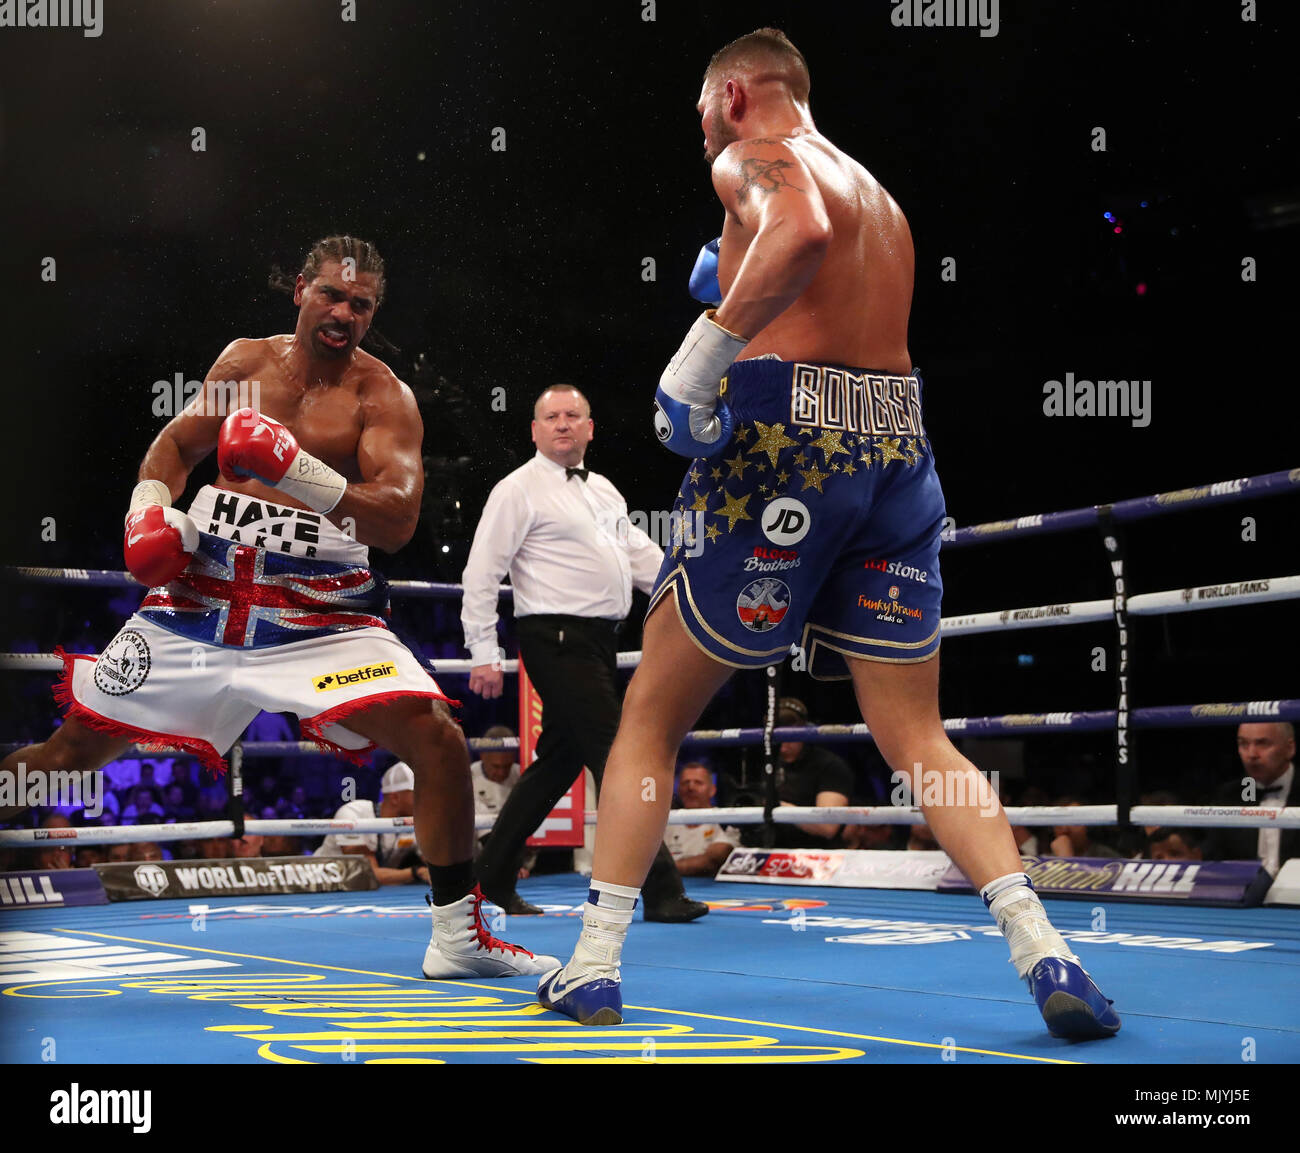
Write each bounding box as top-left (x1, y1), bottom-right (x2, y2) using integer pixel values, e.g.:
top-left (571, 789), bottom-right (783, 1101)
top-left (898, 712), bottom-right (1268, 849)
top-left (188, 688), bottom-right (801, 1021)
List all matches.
top-left (647, 356), bottom-right (946, 677)
top-left (540, 28), bottom-right (1119, 1039)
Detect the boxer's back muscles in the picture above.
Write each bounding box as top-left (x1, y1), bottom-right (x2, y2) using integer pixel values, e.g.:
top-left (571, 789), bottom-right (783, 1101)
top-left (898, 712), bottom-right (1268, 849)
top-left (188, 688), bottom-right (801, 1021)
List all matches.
top-left (714, 131), bottom-right (915, 374)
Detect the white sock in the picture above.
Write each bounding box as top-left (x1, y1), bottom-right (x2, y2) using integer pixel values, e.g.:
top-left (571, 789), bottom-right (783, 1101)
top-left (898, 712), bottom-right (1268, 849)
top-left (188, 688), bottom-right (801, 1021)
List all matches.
top-left (981, 872), bottom-right (1077, 979)
top-left (571, 880), bottom-right (638, 977)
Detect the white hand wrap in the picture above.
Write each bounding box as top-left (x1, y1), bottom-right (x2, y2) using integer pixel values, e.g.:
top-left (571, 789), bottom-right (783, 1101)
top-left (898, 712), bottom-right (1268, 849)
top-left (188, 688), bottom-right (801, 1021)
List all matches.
top-left (276, 449), bottom-right (348, 514)
top-left (658, 311), bottom-right (748, 407)
top-left (126, 479), bottom-right (173, 521)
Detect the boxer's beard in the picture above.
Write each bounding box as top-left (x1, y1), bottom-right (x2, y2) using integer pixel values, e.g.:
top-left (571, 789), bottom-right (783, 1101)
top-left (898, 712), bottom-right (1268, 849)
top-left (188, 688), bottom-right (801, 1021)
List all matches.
top-left (703, 108), bottom-right (738, 166)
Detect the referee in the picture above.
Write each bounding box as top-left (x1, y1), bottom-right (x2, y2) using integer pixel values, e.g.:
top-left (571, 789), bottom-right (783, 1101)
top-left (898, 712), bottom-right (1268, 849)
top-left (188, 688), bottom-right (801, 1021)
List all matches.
top-left (462, 384), bottom-right (708, 922)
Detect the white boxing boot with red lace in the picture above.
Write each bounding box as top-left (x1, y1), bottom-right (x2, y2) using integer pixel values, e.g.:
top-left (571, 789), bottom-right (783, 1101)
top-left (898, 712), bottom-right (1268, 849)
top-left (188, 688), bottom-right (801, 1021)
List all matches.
top-left (422, 885), bottom-right (560, 979)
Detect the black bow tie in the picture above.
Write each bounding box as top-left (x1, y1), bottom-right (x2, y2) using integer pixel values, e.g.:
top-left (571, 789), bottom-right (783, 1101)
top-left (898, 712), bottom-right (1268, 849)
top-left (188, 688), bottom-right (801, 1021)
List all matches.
top-left (1260, 785), bottom-right (1285, 798)
top-left (565, 467), bottom-right (589, 482)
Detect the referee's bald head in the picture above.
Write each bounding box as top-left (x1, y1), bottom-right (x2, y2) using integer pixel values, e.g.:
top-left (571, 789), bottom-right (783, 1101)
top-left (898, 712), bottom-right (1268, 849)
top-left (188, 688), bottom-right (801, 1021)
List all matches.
top-left (533, 385), bottom-right (591, 419)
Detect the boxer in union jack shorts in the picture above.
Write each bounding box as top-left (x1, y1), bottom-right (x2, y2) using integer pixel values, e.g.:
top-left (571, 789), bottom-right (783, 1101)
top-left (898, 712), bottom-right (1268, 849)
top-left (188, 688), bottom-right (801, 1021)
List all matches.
top-left (0, 235), bottom-right (555, 981)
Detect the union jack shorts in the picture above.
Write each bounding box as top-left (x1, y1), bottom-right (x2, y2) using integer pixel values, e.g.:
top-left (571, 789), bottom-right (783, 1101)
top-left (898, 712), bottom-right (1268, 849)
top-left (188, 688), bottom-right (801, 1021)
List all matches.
top-left (56, 618), bottom-right (447, 778)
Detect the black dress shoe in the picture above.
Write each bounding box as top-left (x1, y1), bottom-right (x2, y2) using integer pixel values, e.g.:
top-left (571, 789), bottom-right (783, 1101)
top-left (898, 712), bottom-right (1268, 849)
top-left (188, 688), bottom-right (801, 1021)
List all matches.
top-left (482, 891), bottom-right (544, 916)
top-left (642, 894), bottom-right (709, 923)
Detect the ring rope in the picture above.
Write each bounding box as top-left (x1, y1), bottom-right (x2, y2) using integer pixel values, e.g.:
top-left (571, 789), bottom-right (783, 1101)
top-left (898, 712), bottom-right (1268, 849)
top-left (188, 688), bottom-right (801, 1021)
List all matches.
top-left (2, 699), bottom-right (1296, 760)
top-left (943, 466), bottom-right (1299, 549)
top-left (2, 805), bottom-right (1300, 852)
top-left (4, 467), bottom-right (1294, 586)
top-left (3, 572), bottom-right (1295, 675)
top-left (2, 804), bottom-right (1297, 848)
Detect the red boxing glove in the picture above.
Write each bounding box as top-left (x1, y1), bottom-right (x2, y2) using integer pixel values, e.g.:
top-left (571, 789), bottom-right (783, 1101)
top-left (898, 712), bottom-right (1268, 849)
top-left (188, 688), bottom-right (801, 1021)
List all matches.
top-left (217, 408), bottom-right (347, 513)
top-left (217, 408), bottom-right (297, 487)
top-left (124, 504), bottom-right (199, 588)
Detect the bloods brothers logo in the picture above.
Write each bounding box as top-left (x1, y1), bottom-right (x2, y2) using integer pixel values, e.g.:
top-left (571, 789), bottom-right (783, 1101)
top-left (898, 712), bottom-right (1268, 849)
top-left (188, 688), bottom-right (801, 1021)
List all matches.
top-left (745, 547), bottom-right (800, 573)
top-left (94, 629), bottom-right (152, 696)
top-left (737, 578), bottom-right (791, 633)
top-left (313, 662), bottom-right (398, 692)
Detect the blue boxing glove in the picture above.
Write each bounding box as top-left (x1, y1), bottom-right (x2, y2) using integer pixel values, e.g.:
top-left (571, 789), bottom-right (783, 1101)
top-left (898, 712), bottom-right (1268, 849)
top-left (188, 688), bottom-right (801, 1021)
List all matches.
top-left (653, 310), bottom-right (748, 458)
top-left (689, 237), bottom-right (722, 306)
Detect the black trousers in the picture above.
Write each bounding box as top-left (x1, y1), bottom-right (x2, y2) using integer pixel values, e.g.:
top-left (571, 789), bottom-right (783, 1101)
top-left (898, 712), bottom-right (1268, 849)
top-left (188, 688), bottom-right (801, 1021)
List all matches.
top-left (475, 614), bottom-right (686, 904)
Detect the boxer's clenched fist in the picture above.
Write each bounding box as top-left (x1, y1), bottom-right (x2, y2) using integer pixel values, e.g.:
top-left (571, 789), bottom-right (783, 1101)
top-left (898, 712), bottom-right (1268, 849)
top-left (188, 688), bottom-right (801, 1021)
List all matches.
top-left (654, 311), bottom-right (746, 459)
top-left (218, 408), bottom-right (347, 513)
top-left (123, 499), bottom-right (198, 588)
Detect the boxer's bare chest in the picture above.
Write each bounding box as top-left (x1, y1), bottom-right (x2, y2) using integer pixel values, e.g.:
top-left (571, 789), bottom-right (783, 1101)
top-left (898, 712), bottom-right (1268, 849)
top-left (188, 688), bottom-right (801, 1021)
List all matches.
top-left (246, 352), bottom-right (367, 480)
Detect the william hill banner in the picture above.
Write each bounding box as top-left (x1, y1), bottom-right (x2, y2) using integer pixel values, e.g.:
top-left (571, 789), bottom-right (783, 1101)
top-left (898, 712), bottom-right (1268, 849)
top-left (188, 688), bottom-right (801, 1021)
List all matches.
top-left (96, 855), bottom-right (377, 902)
top-left (938, 856), bottom-right (1272, 907)
top-left (0, 868), bottom-right (107, 909)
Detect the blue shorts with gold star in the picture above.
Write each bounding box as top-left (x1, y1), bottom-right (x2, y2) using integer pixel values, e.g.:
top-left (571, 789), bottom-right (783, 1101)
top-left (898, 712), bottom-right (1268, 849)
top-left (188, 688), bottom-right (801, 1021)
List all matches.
top-left (647, 357), bottom-right (946, 680)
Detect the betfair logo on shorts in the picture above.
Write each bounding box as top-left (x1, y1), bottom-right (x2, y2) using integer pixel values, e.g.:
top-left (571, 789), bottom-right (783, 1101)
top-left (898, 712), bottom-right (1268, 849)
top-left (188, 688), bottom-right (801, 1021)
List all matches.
top-left (313, 662), bottom-right (397, 692)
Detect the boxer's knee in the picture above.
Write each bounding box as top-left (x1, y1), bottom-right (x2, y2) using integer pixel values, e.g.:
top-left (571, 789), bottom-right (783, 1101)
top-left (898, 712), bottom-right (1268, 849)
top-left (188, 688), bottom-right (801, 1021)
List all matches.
top-left (430, 700), bottom-right (468, 758)
top-left (619, 672), bottom-right (656, 727)
top-left (37, 719), bottom-right (126, 775)
top-left (409, 700), bottom-right (469, 781)
top-left (617, 678), bottom-right (683, 763)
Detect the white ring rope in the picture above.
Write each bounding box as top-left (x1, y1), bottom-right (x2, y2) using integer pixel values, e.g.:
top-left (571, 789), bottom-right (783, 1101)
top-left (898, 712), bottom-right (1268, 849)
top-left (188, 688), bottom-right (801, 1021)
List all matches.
top-left (2, 572), bottom-right (1295, 674)
top-left (2, 804), bottom-right (1297, 848)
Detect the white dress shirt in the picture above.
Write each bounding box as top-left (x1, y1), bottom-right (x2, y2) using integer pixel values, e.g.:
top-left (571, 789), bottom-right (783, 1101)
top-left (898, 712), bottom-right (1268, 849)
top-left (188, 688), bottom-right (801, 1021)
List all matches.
top-left (461, 451), bottom-right (664, 666)
top-left (1258, 762), bottom-right (1294, 877)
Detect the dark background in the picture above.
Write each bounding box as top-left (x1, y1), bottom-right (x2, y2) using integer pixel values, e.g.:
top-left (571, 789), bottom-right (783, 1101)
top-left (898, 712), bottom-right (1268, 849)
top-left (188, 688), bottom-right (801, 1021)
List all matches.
top-left (0, 0), bottom-right (1295, 807)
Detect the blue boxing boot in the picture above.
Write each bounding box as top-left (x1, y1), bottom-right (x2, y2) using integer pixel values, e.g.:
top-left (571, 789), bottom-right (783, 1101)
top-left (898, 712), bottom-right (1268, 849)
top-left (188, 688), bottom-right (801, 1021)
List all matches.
top-left (538, 881), bottom-right (637, 1026)
top-left (982, 872), bottom-right (1120, 1040)
top-left (1027, 956), bottom-right (1121, 1040)
top-left (537, 965), bottom-right (623, 1027)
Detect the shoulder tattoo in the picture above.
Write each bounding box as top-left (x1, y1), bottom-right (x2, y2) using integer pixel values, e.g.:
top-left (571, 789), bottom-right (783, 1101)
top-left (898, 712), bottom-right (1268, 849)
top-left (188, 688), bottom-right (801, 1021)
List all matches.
top-left (736, 156), bottom-right (804, 201)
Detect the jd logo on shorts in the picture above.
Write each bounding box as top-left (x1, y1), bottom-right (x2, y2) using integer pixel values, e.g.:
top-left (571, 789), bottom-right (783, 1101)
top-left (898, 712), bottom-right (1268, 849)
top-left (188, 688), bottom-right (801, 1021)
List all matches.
top-left (761, 497), bottom-right (811, 547)
top-left (94, 629), bottom-right (152, 695)
top-left (313, 662), bottom-right (398, 692)
top-left (737, 578), bottom-right (791, 633)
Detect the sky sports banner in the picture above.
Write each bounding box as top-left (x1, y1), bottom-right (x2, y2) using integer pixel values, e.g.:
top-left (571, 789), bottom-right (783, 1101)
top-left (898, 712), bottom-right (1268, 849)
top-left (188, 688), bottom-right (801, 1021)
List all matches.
top-left (938, 856), bottom-right (1272, 906)
top-left (717, 848), bottom-right (952, 890)
top-left (96, 855), bottom-right (376, 902)
top-left (0, 868), bottom-right (108, 909)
